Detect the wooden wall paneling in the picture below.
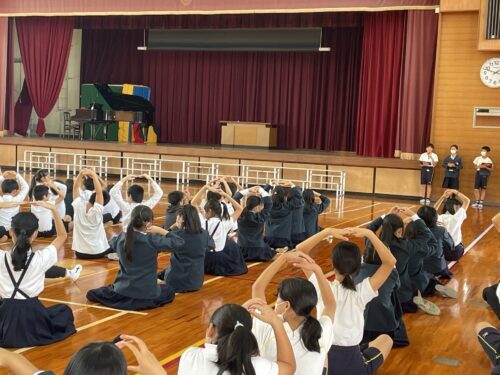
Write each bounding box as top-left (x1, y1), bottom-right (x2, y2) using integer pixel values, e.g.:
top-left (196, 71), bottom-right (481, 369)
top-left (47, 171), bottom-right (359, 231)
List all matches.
top-left (432, 12), bottom-right (500, 203)
top-left (440, 0), bottom-right (480, 12)
top-left (85, 150), bottom-right (122, 175)
top-left (0, 145), bottom-right (17, 167)
top-left (199, 157), bottom-right (240, 178)
top-left (16, 146), bottom-right (51, 170)
top-left (51, 148), bottom-right (85, 173)
top-left (282, 163), bottom-right (327, 188)
top-left (240, 159), bottom-right (283, 186)
top-left (160, 154), bottom-right (199, 181)
top-left (375, 168), bottom-right (421, 196)
top-left (327, 165), bottom-right (374, 194)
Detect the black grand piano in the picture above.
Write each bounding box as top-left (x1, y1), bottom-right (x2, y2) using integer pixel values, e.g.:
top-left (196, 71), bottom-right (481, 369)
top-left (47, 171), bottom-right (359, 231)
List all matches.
top-left (71, 83), bottom-right (155, 141)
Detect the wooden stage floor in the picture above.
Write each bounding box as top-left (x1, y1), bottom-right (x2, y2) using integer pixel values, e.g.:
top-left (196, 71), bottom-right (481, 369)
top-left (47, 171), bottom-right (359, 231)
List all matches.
top-left (1, 183), bottom-right (498, 375)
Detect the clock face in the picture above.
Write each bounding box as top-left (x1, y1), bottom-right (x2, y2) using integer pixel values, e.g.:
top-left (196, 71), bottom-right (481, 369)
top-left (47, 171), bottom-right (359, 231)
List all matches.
top-left (480, 58), bottom-right (500, 88)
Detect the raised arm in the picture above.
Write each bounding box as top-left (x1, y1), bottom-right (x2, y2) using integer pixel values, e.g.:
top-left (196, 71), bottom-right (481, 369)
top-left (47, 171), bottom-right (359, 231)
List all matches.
top-left (216, 187), bottom-right (243, 222)
top-left (47, 180), bottom-right (65, 205)
top-left (295, 227), bottom-right (350, 258)
top-left (33, 201), bottom-right (67, 249)
top-left (433, 191), bottom-right (448, 212)
top-left (252, 254), bottom-right (288, 301)
top-left (72, 171), bottom-right (84, 200)
top-left (191, 184), bottom-right (209, 212)
top-left (348, 227), bottom-right (396, 292)
top-left (0, 348), bottom-right (40, 375)
top-left (448, 189), bottom-right (470, 211)
top-left (110, 175), bottom-right (135, 211)
top-left (89, 170), bottom-right (103, 206)
top-left (143, 174), bottom-right (163, 208)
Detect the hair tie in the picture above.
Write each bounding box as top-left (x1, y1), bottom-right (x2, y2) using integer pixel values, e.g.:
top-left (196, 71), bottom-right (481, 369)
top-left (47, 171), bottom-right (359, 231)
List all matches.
top-left (234, 321), bottom-right (244, 330)
top-left (20, 229), bottom-right (27, 235)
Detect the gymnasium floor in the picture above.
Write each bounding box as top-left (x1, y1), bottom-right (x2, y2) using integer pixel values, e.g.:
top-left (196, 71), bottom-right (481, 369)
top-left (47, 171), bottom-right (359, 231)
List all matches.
top-left (1, 182), bottom-right (498, 375)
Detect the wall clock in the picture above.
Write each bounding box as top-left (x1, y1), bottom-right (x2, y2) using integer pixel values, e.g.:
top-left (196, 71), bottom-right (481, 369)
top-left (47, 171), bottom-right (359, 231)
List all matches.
top-left (480, 57), bottom-right (500, 88)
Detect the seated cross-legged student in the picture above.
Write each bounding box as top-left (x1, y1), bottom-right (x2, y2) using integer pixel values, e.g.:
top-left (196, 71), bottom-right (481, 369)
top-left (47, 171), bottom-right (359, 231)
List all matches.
top-left (87, 205), bottom-right (184, 310)
top-left (302, 189), bottom-right (330, 239)
top-left (72, 169), bottom-right (112, 260)
top-left (233, 185), bottom-right (275, 261)
top-left (158, 204), bottom-right (213, 293)
top-left (0, 170), bottom-right (29, 243)
top-left (264, 184), bottom-right (293, 250)
top-left (0, 205), bottom-right (76, 348)
top-left (164, 190), bottom-right (186, 230)
top-left (287, 183), bottom-right (306, 247)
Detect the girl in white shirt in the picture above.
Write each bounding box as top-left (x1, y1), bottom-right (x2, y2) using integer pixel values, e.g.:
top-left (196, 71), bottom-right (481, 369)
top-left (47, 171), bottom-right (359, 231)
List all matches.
top-left (0, 171), bottom-right (29, 242)
top-left (178, 303), bottom-right (296, 375)
top-left (0, 203), bottom-right (75, 348)
top-left (249, 251), bottom-right (335, 375)
top-left (192, 184), bottom-right (247, 276)
top-left (300, 227), bottom-right (397, 375)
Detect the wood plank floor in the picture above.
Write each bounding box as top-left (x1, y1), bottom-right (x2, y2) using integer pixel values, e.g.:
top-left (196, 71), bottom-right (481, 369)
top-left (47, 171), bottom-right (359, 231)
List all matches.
top-left (1, 183), bottom-right (498, 375)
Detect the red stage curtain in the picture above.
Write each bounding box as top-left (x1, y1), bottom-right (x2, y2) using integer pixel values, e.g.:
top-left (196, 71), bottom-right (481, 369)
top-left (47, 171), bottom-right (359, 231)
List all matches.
top-left (396, 10), bottom-right (438, 158)
top-left (16, 17), bottom-right (73, 136)
top-left (5, 18), bottom-right (14, 133)
top-left (14, 80), bottom-right (33, 136)
top-left (356, 11), bottom-right (407, 158)
top-left (0, 17), bottom-right (8, 134)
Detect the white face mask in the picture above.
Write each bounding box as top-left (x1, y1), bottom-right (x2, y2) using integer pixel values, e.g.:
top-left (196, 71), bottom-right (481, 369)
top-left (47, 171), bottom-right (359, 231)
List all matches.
top-left (450, 149), bottom-right (457, 155)
top-left (481, 151), bottom-right (487, 157)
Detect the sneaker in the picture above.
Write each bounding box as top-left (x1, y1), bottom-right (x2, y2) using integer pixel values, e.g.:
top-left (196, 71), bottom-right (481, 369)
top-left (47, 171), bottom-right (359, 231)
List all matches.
top-left (472, 201), bottom-right (479, 208)
top-left (107, 252), bottom-right (119, 261)
top-left (413, 291), bottom-right (441, 316)
top-left (419, 199), bottom-right (426, 205)
top-left (425, 199), bottom-right (431, 204)
top-left (435, 284), bottom-right (458, 299)
top-left (67, 264), bottom-right (82, 282)
top-left (478, 201), bottom-right (484, 209)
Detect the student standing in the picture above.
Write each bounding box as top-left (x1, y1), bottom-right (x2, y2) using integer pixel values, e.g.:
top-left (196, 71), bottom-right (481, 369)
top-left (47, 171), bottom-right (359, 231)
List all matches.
top-left (234, 185), bottom-right (275, 261)
top-left (418, 143), bottom-right (438, 205)
top-left (178, 303), bottom-right (296, 375)
top-left (302, 189), bottom-right (330, 239)
top-left (0, 206), bottom-right (75, 348)
top-left (0, 170), bottom-right (29, 242)
top-left (442, 145), bottom-right (463, 189)
top-left (472, 146), bottom-right (494, 209)
top-left (72, 169), bottom-right (111, 259)
top-left (87, 205), bottom-right (184, 310)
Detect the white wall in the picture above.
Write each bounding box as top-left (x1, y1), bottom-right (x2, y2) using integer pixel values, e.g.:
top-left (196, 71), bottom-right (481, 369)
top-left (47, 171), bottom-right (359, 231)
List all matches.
top-left (13, 26), bottom-right (81, 136)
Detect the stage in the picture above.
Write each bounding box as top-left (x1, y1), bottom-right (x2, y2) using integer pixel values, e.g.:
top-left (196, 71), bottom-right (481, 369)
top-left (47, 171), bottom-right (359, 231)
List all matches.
top-left (0, 136), bottom-right (421, 198)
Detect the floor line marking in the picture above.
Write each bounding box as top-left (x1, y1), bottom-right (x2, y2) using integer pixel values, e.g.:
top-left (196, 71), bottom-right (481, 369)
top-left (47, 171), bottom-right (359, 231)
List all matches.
top-left (448, 223), bottom-right (494, 270)
top-left (332, 203), bottom-right (381, 214)
top-left (39, 297), bottom-right (148, 316)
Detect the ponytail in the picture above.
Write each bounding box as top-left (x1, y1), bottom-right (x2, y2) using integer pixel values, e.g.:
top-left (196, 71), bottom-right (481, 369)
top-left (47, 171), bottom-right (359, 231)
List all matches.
top-left (10, 213), bottom-right (39, 271)
top-left (124, 205), bottom-right (153, 262)
top-left (340, 274), bottom-right (356, 291)
top-left (220, 202), bottom-right (230, 221)
top-left (301, 315), bottom-right (322, 353)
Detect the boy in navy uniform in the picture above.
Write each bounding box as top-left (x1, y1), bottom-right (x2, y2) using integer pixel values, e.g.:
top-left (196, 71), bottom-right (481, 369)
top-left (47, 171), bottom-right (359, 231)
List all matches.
top-left (472, 146), bottom-right (493, 209)
top-left (418, 143), bottom-right (438, 205)
top-left (442, 145), bottom-right (462, 189)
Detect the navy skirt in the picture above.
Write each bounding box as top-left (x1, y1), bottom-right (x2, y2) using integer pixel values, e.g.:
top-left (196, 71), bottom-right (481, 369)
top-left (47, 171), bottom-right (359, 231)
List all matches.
top-left (264, 236), bottom-right (292, 250)
top-left (86, 284), bottom-right (175, 311)
top-left (0, 297), bottom-right (75, 348)
top-left (205, 239), bottom-right (248, 276)
top-left (240, 244), bottom-right (276, 262)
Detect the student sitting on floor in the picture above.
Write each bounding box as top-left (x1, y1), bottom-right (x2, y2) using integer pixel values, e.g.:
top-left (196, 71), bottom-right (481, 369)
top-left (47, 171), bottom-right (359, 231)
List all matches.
top-left (299, 226), bottom-right (396, 375)
top-left (434, 189), bottom-right (470, 261)
top-left (31, 185), bottom-right (73, 236)
top-left (0, 170), bottom-right (29, 243)
top-left (0, 208), bottom-right (76, 348)
top-left (157, 204), bottom-right (212, 292)
top-left (178, 303), bottom-right (296, 375)
top-left (110, 173), bottom-right (163, 229)
top-left (72, 169), bottom-right (111, 260)
top-left (302, 189), bottom-right (330, 239)
top-left (264, 184), bottom-right (293, 250)
top-left (287, 183), bottom-right (306, 247)
top-left (163, 190), bottom-right (186, 230)
top-left (192, 185), bottom-right (247, 276)
top-left (233, 185), bottom-right (275, 261)
top-left (87, 205), bottom-right (184, 310)
top-left (249, 249), bottom-right (335, 375)
top-left (475, 321), bottom-right (500, 375)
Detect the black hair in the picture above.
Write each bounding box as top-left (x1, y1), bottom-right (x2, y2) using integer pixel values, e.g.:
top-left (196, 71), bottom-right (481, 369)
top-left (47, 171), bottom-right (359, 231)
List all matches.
top-left (65, 178), bottom-right (74, 191)
top-left (417, 205), bottom-right (438, 228)
top-left (426, 143), bottom-right (434, 149)
top-left (443, 197), bottom-right (461, 215)
top-left (303, 189), bottom-right (315, 210)
top-left (450, 144), bottom-right (458, 150)
top-left (204, 199), bottom-right (222, 219)
top-left (177, 204), bottom-right (202, 234)
top-left (220, 202), bottom-right (230, 221)
top-left (28, 169), bottom-right (52, 199)
top-left (10, 212), bottom-right (39, 271)
top-left (331, 241), bottom-right (361, 291)
top-left (105, 184), bottom-right (114, 193)
top-left (277, 278), bottom-right (322, 353)
top-left (127, 184), bottom-right (144, 203)
top-left (242, 195), bottom-right (263, 220)
top-left (63, 342), bottom-right (127, 375)
top-left (33, 185), bottom-right (50, 201)
top-left (1, 179), bottom-right (19, 194)
top-left (207, 191), bottom-right (221, 202)
top-left (482, 146), bottom-right (491, 152)
top-left (271, 186), bottom-right (286, 207)
top-left (211, 304), bottom-right (258, 375)
top-left (227, 182), bottom-right (238, 196)
top-left (168, 191), bottom-right (184, 206)
top-left (364, 244), bottom-right (382, 265)
top-left (83, 177), bottom-right (95, 191)
top-left (89, 190), bottom-right (110, 206)
top-left (379, 214), bottom-right (404, 246)
top-left (404, 221), bottom-right (418, 240)
top-left (125, 205), bottom-right (154, 262)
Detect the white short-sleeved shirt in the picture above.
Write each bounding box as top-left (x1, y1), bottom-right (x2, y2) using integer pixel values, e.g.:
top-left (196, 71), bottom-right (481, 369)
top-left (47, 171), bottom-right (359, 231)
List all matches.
top-left (103, 197), bottom-right (121, 218)
top-left (473, 156), bottom-right (494, 170)
top-left (0, 175), bottom-right (29, 230)
top-left (497, 283), bottom-right (500, 301)
top-left (199, 214), bottom-right (233, 251)
top-left (438, 207), bottom-right (467, 245)
top-left (419, 152), bottom-right (438, 167)
top-left (0, 245), bottom-right (57, 299)
top-left (31, 204), bottom-right (54, 232)
top-left (71, 198), bottom-right (108, 254)
top-left (40, 181), bottom-right (67, 218)
top-left (310, 274), bottom-right (377, 346)
top-left (178, 344), bottom-right (279, 375)
top-left (252, 315), bottom-right (334, 375)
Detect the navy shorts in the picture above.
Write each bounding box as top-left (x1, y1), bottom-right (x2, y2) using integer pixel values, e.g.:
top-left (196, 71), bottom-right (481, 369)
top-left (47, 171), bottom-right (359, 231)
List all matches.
top-left (420, 167), bottom-right (434, 185)
top-left (477, 327), bottom-right (500, 367)
top-left (327, 345), bottom-right (384, 375)
top-left (474, 173), bottom-right (489, 189)
top-left (442, 177), bottom-right (459, 189)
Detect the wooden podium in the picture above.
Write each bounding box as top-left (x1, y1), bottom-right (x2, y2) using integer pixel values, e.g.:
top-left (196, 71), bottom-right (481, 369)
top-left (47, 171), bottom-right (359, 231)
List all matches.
top-left (220, 121), bottom-right (277, 148)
